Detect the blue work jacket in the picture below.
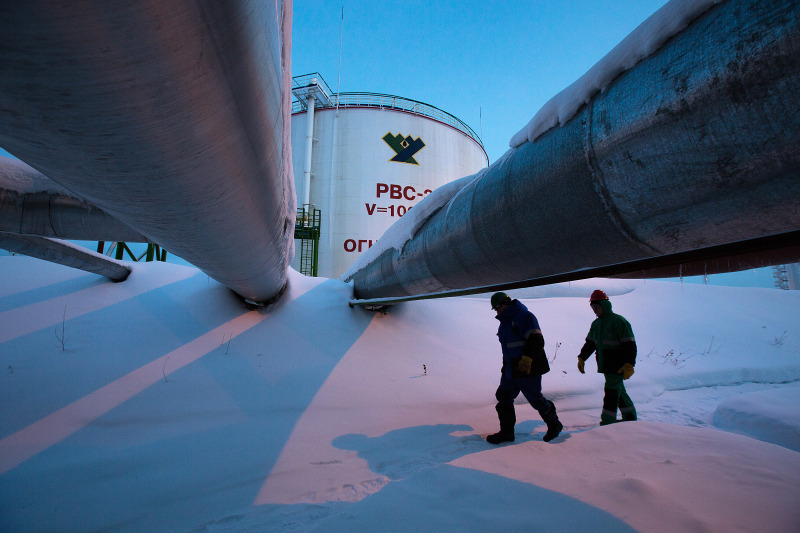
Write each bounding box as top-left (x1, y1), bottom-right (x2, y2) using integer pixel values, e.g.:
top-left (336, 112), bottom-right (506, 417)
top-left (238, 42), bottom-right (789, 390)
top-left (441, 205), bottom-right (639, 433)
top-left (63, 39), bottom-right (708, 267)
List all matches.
top-left (496, 300), bottom-right (542, 377)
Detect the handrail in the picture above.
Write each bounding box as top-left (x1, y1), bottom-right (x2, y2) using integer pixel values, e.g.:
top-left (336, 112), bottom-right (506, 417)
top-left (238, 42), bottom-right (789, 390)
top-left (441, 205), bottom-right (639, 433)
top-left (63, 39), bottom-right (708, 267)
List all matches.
top-left (291, 90), bottom-right (483, 147)
top-left (292, 72), bottom-right (333, 96)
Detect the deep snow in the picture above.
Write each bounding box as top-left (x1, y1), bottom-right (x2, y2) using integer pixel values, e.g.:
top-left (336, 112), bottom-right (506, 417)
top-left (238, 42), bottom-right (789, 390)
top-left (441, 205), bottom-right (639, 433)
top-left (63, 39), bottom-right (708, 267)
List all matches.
top-left (1, 256), bottom-right (798, 532)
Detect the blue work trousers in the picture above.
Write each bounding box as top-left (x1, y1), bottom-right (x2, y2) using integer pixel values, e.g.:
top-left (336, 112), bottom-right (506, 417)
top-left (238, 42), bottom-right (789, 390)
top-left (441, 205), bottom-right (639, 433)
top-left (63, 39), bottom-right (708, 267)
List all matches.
top-left (495, 374), bottom-right (549, 412)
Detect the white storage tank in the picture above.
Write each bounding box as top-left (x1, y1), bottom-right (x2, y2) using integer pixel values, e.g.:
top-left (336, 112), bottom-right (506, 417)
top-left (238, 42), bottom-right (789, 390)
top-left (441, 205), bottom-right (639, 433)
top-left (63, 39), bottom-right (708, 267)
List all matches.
top-left (290, 73), bottom-right (488, 278)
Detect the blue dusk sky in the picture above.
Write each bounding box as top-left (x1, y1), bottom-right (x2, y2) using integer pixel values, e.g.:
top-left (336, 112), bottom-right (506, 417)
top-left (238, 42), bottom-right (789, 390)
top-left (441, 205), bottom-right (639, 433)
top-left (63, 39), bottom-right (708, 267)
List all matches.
top-left (291, 0), bottom-right (671, 164)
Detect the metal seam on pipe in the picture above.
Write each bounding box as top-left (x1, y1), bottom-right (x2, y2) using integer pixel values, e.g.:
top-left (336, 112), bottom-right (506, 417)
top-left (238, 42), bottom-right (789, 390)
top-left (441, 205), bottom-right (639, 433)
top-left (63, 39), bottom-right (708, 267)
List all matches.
top-left (583, 99), bottom-right (660, 256)
top-left (0, 188), bottom-right (147, 242)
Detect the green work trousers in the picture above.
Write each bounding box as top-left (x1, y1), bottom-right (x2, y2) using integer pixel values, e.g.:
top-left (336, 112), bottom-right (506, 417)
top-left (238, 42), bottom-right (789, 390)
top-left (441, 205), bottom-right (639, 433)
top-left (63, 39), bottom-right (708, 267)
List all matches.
top-left (601, 373), bottom-right (636, 425)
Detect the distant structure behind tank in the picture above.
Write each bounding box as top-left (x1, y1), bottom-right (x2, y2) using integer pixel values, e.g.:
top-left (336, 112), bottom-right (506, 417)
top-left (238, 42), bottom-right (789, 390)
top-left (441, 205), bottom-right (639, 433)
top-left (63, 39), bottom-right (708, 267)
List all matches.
top-left (773, 263), bottom-right (800, 290)
top-left (289, 73), bottom-right (488, 279)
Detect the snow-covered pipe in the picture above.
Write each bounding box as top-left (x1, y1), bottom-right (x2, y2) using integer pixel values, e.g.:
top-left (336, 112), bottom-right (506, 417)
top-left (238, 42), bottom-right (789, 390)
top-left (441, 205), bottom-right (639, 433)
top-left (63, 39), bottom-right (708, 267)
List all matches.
top-left (0, 1), bottom-right (294, 304)
top-left (0, 232), bottom-right (130, 281)
top-left (347, 0), bottom-right (800, 300)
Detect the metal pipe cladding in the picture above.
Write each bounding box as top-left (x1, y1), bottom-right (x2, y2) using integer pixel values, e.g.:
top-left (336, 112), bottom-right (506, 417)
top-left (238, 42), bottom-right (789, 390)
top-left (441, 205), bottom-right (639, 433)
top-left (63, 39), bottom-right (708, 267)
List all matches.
top-left (348, 0), bottom-right (800, 300)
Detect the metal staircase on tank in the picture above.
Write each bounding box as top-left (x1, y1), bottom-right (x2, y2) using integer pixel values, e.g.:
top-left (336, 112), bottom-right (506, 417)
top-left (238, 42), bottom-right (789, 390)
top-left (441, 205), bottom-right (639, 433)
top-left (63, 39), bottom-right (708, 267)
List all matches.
top-left (295, 205), bottom-right (321, 277)
top-left (772, 265), bottom-right (789, 290)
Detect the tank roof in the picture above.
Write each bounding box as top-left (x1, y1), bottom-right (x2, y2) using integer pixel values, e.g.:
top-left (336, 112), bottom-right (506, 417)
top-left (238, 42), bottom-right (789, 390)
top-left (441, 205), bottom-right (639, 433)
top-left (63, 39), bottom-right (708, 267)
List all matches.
top-left (291, 73), bottom-right (483, 147)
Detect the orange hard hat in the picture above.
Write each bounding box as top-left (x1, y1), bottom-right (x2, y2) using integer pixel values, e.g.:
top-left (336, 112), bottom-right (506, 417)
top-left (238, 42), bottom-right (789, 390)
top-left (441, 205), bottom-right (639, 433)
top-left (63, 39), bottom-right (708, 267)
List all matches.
top-left (589, 289), bottom-right (609, 302)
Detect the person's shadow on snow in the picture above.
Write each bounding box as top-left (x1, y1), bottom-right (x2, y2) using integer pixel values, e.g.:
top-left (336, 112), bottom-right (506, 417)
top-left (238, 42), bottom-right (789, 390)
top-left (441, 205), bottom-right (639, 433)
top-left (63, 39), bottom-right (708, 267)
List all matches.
top-left (328, 423), bottom-right (635, 533)
top-left (332, 422), bottom-right (543, 481)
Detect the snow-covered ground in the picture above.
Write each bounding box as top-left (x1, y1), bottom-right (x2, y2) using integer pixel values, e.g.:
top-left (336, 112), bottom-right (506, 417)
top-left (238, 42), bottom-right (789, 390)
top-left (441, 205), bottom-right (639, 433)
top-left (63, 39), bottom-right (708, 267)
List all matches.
top-left (1, 256), bottom-right (798, 532)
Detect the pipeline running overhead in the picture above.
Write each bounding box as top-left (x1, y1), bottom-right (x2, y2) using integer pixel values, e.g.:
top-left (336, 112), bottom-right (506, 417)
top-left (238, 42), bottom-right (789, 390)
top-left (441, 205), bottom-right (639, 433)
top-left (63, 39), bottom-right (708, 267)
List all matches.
top-left (0, 1), bottom-right (295, 304)
top-left (347, 0), bottom-right (800, 301)
top-left (0, 158), bottom-right (147, 243)
top-left (0, 157), bottom-right (144, 280)
top-left (0, 232), bottom-right (130, 282)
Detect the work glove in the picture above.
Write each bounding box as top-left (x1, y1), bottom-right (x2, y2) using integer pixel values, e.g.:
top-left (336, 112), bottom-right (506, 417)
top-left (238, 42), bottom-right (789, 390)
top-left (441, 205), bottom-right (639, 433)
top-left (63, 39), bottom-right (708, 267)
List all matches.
top-left (577, 357), bottom-right (585, 374)
top-left (618, 363), bottom-right (635, 380)
top-left (518, 356), bottom-right (532, 375)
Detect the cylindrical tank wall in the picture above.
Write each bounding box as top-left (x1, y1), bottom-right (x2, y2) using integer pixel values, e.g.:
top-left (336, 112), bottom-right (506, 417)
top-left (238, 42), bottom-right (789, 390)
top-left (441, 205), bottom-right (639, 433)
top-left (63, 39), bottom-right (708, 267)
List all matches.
top-left (788, 263), bottom-right (800, 290)
top-left (290, 106), bottom-right (487, 278)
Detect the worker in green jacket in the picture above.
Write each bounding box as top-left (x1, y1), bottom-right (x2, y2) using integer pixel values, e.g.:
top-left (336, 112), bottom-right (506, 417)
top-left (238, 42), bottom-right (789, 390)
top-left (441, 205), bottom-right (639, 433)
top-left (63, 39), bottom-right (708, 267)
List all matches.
top-left (577, 290), bottom-right (637, 425)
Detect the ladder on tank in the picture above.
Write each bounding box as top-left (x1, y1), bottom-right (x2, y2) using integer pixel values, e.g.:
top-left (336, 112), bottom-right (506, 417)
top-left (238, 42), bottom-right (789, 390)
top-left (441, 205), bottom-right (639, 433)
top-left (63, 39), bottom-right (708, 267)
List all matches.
top-left (295, 205), bottom-right (321, 277)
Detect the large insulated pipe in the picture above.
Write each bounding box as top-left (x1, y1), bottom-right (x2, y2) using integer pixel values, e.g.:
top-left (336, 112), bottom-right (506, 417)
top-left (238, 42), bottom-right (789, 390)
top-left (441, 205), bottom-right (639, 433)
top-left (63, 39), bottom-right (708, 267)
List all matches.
top-left (0, 190), bottom-right (148, 242)
top-left (0, 1), bottom-right (294, 304)
top-left (347, 0), bottom-right (800, 301)
top-left (0, 158), bottom-right (147, 242)
top-left (0, 232), bottom-right (130, 281)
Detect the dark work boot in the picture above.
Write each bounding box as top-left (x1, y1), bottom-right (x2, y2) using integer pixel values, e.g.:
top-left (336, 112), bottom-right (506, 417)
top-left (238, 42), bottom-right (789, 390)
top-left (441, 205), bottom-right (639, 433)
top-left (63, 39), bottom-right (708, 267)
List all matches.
top-left (487, 403), bottom-right (516, 444)
top-left (619, 394), bottom-right (637, 421)
top-left (539, 400), bottom-right (563, 442)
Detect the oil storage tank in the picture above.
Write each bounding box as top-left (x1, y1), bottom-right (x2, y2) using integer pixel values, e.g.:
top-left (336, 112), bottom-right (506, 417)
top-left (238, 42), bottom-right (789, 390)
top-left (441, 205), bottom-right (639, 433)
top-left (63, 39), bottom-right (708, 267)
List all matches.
top-left (290, 73), bottom-right (488, 279)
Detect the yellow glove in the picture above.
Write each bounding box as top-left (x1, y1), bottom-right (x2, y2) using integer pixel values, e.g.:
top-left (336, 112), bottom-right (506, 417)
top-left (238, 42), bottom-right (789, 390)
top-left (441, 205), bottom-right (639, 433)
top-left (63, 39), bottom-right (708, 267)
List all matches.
top-left (618, 363), bottom-right (635, 380)
top-left (519, 356), bottom-right (532, 374)
top-left (577, 357), bottom-right (585, 374)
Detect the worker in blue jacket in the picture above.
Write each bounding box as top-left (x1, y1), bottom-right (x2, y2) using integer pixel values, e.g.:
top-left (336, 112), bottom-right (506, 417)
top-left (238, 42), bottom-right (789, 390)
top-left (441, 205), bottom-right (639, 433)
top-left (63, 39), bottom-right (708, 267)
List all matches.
top-left (487, 292), bottom-right (563, 444)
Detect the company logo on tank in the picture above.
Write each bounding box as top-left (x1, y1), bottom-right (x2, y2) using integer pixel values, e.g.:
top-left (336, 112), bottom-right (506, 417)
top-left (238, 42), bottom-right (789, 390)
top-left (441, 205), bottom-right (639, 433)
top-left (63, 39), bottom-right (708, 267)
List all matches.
top-left (382, 132), bottom-right (425, 165)
top-left (342, 131), bottom-right (433, 255)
